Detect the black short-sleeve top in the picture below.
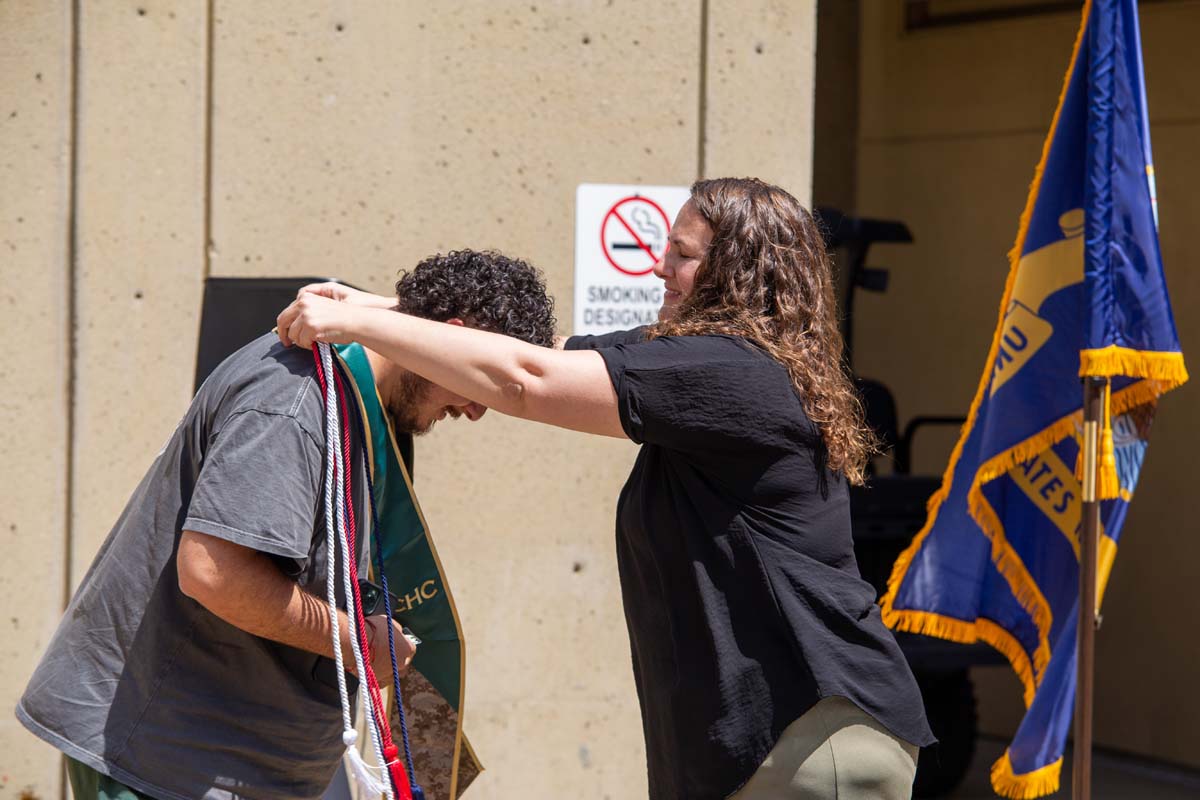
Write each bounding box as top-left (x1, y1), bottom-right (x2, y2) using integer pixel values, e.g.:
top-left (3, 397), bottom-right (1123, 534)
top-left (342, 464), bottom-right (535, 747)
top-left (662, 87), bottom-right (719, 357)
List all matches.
top-left (566, 329), bottom-right (935, 799)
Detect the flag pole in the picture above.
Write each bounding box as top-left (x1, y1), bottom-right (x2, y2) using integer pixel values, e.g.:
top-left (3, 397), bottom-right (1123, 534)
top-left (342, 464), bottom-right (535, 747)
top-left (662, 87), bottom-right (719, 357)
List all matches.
top-left (1074, 376), bottom-right (1104, 800)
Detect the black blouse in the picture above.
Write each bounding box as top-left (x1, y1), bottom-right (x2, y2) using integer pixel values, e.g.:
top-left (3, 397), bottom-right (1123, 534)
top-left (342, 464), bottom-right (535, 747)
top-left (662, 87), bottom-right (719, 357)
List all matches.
top-left (567, 329), bottom-right (934, 799)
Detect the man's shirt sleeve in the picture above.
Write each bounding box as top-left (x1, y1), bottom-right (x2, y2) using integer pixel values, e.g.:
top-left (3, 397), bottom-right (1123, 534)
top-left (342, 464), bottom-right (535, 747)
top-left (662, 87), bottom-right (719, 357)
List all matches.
top-left (184, 409), bottom-right (322, 560)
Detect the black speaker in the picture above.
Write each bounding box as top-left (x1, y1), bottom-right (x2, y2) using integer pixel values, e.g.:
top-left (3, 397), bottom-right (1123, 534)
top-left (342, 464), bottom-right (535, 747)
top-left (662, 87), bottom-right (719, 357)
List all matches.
top-left (193, 276), bottom-right (339, 390)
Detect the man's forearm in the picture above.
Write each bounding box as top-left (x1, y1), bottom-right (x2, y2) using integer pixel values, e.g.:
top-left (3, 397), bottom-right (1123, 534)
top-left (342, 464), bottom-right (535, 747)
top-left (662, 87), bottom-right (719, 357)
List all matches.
top-left (177, 530), bottom-right (359, 671)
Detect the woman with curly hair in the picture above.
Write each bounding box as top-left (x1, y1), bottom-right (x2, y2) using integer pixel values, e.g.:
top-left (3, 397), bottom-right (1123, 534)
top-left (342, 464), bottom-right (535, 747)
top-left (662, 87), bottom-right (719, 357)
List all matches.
top-left (278, 178), bottom-right (934, 800)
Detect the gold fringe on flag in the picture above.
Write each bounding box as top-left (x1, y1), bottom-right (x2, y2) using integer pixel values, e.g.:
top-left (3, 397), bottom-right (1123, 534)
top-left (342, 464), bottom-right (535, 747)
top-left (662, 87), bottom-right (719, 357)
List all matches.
top-left (1077, 346), bottom-right (1188, 500)
top-left (991, 751), bottom-right (1064, 800)
top-left (1079, 345), bottom-right (1190, 384)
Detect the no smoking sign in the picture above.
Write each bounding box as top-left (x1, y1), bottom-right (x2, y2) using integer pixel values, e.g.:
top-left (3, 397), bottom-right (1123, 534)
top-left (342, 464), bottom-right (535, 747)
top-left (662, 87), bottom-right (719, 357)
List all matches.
top-left (601, 196), bottom-right (672, 276)
top-left (575, 183), bottom-right (690, 335)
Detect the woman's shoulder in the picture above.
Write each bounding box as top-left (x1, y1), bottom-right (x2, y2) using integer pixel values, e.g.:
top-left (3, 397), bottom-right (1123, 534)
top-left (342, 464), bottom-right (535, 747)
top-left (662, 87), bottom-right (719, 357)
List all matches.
top-left (601, 331), bottom-right (822, 450)
top-left (628, 333), bottom-right (777, 365)
top-left (629, 335), bottom-right (808, 413)
top-left (645, 335), bottom-right (796, 391)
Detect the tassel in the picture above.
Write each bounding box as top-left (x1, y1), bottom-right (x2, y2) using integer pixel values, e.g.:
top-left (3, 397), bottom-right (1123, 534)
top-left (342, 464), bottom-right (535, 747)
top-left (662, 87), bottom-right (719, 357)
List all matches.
top-left (1097, 429), bottom-right (1120, 499)
top-left (1074, 379), bottom-right (1120, 500)
top-left (343, 731), bottom-right (393, 799)
top-left (384, 744), bottom-right (414, 800)
top-left (1096, 379), bottom-right (1120, 500)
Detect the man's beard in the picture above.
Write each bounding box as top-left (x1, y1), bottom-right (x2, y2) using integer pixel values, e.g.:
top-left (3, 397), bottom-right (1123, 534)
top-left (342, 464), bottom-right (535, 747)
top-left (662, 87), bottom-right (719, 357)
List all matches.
top-left (385, 371), bottom-right (460, 435)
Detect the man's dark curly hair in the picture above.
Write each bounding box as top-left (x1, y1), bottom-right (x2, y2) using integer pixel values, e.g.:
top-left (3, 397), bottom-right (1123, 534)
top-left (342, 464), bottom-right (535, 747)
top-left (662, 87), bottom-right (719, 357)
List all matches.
top-left (394, 249), bottom-right (557, 347)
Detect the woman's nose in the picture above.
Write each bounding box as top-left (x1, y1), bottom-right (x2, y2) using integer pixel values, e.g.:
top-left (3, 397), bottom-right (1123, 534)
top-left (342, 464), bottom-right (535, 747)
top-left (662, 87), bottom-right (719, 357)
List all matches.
top-left (653, 244), bottom-right (672, 279)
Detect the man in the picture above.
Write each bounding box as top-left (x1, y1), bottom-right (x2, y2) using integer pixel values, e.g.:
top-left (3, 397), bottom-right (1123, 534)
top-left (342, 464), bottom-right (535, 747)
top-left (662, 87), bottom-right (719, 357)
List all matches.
top-left (17, 250), bottom-right (557, 800)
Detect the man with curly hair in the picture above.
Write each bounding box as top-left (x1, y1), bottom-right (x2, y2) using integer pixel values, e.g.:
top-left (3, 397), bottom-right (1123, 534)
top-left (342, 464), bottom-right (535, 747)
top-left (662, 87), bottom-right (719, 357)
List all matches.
top-left (321, 250), bottom-right (558, 434)
top-left (17, 250), bottom-right (556, 800)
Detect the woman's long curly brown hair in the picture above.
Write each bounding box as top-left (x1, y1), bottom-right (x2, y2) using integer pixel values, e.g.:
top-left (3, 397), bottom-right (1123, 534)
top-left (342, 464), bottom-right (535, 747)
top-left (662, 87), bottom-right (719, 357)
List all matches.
top-left (650, 177), bottom-right (875, 485)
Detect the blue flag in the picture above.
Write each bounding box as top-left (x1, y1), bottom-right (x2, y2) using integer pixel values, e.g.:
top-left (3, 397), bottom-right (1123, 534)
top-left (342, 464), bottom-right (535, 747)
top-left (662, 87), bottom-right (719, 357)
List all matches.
top-left (880, 1), bottom-right (1187, 797)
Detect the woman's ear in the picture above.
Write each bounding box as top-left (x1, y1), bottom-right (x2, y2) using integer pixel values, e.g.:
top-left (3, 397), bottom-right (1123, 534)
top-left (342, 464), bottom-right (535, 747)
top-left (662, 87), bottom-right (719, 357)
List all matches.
top-left (445, 318), bottom-right (465, 327)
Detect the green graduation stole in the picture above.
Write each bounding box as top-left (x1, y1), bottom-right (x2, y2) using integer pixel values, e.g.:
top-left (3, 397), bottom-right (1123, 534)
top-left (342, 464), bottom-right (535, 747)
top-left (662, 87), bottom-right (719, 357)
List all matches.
top-left (337, 343), bottom-right (482, 798)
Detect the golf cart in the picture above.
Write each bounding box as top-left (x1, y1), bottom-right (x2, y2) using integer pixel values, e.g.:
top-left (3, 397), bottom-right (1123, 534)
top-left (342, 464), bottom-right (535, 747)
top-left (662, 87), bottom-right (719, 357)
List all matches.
top-left (819, 208), bottom-right (1006, 798)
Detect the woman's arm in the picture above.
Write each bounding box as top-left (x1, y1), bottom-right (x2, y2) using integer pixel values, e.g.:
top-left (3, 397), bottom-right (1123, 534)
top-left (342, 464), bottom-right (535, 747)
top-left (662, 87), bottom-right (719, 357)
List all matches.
top-left (277, 295), bottom-right (627, 439)
top-left (297, 281), bottom-right (397, 309)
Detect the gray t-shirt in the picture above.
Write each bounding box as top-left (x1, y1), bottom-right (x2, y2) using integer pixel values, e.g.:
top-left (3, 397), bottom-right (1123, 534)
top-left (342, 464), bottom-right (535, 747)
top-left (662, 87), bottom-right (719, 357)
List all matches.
top-left (17, 334), bottom-right (368, 800)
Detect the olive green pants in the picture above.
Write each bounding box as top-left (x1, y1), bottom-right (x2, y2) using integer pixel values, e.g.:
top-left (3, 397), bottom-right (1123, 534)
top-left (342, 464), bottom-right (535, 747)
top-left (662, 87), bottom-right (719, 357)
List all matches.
top-left (66, 758), bottom-right (154, 800)
top-left (730, 697), bottom-right (919, 800)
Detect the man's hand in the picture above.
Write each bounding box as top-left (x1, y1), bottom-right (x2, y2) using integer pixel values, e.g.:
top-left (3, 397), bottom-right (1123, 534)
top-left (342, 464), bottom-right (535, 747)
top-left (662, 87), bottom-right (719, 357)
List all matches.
top-left (363, 614), bottom-right (417, 683)
top-left (297, 282), bottom-right (396, 310)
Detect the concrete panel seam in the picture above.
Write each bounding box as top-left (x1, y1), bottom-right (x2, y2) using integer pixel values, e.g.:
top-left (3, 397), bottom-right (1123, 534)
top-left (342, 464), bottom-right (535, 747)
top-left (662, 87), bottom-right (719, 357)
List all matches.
top-left (203, 0), bottom-right (215, 281)
top-left (64, 0), bottom-right (80, 607)
top-left (697, 0), bottom-right (709, 180)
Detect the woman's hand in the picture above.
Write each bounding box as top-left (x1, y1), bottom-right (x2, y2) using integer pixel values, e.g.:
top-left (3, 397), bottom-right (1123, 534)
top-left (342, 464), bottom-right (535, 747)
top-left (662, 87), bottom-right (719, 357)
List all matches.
top-left (296, 281), bottom-right (395, 309)
top-left (276, 293), bottom-right (364, 349)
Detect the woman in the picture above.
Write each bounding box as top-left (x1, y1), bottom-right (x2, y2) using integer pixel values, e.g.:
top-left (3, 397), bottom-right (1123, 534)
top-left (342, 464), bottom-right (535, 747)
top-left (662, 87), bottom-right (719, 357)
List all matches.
top-left (278, 178), bottom-right (934, 799)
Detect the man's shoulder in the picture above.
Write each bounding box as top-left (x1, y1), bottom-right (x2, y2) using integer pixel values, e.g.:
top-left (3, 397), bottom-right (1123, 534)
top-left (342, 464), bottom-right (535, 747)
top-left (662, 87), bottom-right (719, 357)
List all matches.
top-left (197, 333), bottom-right (323, 435)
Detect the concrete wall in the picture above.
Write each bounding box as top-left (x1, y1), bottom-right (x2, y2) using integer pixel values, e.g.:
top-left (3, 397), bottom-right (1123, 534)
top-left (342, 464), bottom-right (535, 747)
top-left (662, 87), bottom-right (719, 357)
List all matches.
top-left (854, 0), bottom-right (1200, 769)
top-left (0, 4), bottom-right (73, 796)
top-left (0, 2), bottom-right (817, 798)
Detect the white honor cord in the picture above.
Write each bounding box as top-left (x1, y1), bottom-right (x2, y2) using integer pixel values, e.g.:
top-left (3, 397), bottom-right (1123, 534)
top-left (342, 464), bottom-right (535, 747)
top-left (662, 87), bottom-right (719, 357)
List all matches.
top-left (328, 347), bottom-right (392, 795)
top-left (319, 343), bottom-right (354, 732)
top-left (319, 343), bottom-right (394, 800)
